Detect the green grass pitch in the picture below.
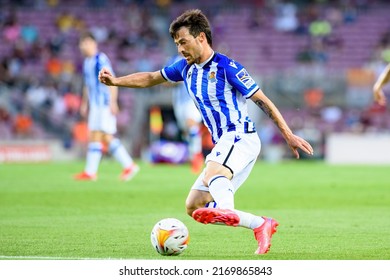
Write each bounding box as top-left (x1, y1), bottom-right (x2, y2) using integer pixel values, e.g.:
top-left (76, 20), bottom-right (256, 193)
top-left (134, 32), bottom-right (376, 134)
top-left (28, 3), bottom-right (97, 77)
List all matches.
top-left (0, 160), bottom-right (389, 260)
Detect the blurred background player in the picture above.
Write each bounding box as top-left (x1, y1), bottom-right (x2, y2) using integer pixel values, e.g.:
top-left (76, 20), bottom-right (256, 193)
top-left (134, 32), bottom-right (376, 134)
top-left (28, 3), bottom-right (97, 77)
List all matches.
top-left (373, 63), bottom-right (390, 106)
top-left (74, 32), bottom-right (139, 181)
top-left (167, 54), bottom-right (204, 174)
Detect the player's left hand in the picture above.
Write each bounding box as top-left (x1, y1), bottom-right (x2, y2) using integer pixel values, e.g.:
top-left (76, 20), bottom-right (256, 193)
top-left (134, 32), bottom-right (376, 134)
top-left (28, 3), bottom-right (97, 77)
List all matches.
top-left (110, 102), bottom-right (119, 115)
top-left (373, 88), bottom-right (387, 106)
top-left (286, 134), bottom-right (314, 159)
top-left (80, 101), bottom-right (88, 118)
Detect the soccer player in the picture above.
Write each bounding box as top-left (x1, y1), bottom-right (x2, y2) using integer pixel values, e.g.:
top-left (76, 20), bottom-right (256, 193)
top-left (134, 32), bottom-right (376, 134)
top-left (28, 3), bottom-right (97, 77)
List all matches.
top-left (74, 32), bottom-right (139, 181)
top-left (99, 10), bottom-right (313, 254)
top-left (373, 63), bottom-right (389, 106)
top-left (167, 54), bottom-right (204, 174)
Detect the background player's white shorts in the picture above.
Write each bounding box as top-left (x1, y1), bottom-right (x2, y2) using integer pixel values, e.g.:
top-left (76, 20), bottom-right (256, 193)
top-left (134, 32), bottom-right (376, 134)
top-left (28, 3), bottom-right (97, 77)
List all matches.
top-left (88, 106), bottom-right (117, 134)
top-left (173, 100), bottom-right (202, 130)
top-left (191, 131), bottom-right (261, 193)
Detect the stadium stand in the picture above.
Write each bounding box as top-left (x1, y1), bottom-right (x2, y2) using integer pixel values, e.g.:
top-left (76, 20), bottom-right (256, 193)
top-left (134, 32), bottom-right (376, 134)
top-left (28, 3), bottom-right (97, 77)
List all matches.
top-left (0, 0), bottom-right (389, 159)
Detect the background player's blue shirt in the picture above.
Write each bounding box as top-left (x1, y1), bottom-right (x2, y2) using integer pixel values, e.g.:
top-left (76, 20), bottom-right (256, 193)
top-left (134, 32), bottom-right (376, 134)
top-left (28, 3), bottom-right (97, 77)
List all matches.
top-left (83, 52), bottom-right (114, 108)
top-left (161, 52), bottom-right (259, 143)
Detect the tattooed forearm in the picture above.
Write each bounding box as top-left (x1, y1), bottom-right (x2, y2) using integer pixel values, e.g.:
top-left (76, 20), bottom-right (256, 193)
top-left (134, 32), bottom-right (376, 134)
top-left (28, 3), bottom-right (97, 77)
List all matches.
top-left (254, 98), bottom-right (288, 134)
top-left (255, 99), bottom-right (274, 120)
top-left (251, 92), bottom-right (293, 138)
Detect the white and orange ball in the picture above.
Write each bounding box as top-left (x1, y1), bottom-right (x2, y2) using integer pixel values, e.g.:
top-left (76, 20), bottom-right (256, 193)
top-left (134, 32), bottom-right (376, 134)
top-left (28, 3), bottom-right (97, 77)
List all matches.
top-left (150, 218), bottom-right (189, 256)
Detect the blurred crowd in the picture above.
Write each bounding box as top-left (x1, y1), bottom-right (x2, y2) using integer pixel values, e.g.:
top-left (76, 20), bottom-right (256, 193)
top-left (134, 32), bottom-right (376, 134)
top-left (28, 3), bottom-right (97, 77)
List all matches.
top-left (0, 0), bottom-right (389, 159)
top-left (0, 0), bottom-right (175, 143)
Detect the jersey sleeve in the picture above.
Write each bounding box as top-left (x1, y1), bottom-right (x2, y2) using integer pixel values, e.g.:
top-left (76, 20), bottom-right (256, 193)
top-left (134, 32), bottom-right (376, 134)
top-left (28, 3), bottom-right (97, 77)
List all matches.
top-left (98, 53), bottom-right (115, 76)
top-left (160, 58), bottom-right (186, 83)
top-left (225, 59), bottom-right (259, 99)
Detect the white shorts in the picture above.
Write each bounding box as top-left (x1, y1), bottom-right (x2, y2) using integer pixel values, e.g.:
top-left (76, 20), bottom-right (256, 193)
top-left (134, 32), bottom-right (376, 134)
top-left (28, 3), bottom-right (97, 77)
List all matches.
top-left (191, 131), bottom-right (261, 193)
top-left (88, 106), bottom-right (117, 134)
top-left (173, 100), bottom-right (202, 131)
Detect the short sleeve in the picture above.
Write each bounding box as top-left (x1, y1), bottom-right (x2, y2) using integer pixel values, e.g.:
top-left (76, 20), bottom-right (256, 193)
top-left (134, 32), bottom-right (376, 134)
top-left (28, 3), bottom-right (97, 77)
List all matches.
top-left (225, 59), bottom-right (259, 99)
top-left (161, 58), bottom-right (187, 83)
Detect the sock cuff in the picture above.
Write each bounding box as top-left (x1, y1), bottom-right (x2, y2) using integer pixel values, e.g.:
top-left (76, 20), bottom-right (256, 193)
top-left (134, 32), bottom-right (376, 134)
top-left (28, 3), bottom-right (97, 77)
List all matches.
top-left (88, 142), bottom-right (103, 152)
top-left (208, 175), bottom-right (228, 187)
top-left (189, 125), bottom-right (200, 136)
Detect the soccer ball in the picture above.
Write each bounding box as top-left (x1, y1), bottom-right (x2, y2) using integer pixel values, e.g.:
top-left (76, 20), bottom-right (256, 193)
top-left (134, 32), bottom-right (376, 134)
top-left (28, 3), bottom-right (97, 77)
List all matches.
top-left (150, 218), bottom-right (189, 256)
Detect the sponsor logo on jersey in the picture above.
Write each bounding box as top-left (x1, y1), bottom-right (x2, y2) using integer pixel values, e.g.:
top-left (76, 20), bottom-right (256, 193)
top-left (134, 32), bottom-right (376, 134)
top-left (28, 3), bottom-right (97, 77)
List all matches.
top-left (236, 68), bottom-right (255, 89)
top-left (229, 60), bottom-right (237, 69)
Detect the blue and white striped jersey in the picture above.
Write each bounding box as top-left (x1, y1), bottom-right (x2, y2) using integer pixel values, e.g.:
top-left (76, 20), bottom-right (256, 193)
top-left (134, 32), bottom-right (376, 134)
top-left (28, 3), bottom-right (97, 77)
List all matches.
top-left (167, 55), bottom-right (194, 109)
top-left (83, 52), bottom-right (114, 108)
top-left (161, 52), bottom-right (259, 143)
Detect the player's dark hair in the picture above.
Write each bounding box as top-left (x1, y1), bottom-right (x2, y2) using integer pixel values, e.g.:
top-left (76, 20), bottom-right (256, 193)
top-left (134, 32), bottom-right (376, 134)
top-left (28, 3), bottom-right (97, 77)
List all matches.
top-left (79, 31), bottom-right (96, 42)
top-left (169, 9), bottom-right (213, 47)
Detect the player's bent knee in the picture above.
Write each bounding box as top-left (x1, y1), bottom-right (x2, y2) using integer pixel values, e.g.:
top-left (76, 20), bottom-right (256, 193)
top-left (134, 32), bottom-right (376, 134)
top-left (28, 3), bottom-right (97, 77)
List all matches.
top-left (185, 200), bottom-right (198, 216)
top-left (186, 205), bottom-right (196, 217)
top-left (202, 162), bottom-right (233, 186)
top-left (186, 189), bottom-right (214, 217)
top-left (185, 198), bottom-right (204, 217)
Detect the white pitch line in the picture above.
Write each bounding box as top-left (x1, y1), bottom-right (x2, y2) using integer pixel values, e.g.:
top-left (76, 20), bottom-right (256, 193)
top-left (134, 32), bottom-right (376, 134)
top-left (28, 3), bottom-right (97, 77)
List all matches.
top-left (0, 255), bottom-right (127, 260)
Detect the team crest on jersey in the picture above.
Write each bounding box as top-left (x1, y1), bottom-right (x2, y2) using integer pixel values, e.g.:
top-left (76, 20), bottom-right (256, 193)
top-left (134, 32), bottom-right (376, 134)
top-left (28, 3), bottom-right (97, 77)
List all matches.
top-left (236, 68), bottom-right (255, 89)
top-left (208, 71), bottom-right (217, 83)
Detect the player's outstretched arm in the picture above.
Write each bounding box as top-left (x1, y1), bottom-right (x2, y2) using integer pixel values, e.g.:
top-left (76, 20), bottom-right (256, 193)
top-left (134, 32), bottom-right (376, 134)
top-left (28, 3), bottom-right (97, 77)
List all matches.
top-left (99, 68), bottom-right (166, 88)
top-left (250, 89), bottom-right (314, 159)
top-left (373, 63), bottom-right (390, 106)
